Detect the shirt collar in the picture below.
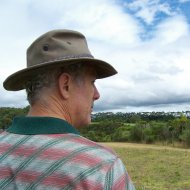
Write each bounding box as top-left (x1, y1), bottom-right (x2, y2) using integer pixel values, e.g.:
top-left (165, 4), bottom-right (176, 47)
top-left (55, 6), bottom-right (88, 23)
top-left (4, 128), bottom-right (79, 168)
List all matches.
top-left (6, 116), bottom-right (80, 135)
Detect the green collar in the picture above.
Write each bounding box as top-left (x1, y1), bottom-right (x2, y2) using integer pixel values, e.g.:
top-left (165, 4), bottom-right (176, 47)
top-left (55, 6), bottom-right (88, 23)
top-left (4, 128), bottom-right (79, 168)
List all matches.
top-left (6, 116), bottom-right (80, 135)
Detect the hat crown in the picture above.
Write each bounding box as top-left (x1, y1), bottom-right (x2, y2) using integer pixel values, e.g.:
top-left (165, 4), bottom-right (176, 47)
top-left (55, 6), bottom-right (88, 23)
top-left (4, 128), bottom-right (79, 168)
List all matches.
top-left (27, 30), bottom-right (93, 67)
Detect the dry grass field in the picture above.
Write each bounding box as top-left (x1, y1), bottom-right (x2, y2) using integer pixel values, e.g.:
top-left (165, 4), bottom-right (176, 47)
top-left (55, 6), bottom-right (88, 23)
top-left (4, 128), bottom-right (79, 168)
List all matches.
top-left (101, 142), bottom-right (190, 190)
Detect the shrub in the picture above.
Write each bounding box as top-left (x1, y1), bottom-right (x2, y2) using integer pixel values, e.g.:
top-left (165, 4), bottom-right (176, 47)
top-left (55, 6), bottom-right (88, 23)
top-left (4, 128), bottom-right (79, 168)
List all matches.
top-left (180, 128), bottom-right (190, 147)
top-left (112, 126), bottom-right (130, 142)
top-left (144, 128), bottom-right (155, 144)
top-left (129, 125), bottom-right (144, 142)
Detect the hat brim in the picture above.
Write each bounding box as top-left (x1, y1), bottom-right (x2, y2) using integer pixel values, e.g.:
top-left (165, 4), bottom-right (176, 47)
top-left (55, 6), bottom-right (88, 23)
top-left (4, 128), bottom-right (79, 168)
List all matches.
top-left (3, 58), bottom-right (117, 91)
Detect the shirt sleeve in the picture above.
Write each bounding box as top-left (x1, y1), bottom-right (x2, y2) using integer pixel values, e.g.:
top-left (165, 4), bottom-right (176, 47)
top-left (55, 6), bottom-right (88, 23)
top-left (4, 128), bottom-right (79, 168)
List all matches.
top-left (103, 157), bottom-right (136, 190)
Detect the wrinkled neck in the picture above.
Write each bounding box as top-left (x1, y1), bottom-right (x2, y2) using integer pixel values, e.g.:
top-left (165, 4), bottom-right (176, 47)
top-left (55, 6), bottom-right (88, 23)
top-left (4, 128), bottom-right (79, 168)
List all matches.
top-left (27, 93), bottom-right (72, 126)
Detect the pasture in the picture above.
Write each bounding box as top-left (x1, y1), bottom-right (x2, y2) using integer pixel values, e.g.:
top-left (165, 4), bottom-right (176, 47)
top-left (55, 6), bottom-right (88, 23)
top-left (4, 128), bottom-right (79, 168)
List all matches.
top-left (101, 142), bottom-right (190, 190)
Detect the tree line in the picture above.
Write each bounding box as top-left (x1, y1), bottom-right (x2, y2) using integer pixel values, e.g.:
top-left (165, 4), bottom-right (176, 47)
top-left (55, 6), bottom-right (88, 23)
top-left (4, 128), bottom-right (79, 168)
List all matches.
top-left (0, 107), bottom-right (190, 147)
top-left (83, 112), bottom-right (190, 147)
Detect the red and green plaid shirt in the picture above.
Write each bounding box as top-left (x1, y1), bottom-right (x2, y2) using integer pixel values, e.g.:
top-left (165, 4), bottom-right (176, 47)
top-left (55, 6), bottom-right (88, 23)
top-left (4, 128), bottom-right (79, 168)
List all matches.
top-left (0, 116), bottom-right (135, 189)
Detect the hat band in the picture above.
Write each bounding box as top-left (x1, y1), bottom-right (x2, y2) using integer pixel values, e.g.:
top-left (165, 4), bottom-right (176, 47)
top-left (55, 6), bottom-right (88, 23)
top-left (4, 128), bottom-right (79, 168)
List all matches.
top-left (40, 54), bottom-right (94, 64)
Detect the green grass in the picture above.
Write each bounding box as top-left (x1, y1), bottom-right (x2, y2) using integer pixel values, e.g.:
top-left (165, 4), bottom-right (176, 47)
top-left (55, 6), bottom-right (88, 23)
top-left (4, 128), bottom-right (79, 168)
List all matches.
top-left (101, 143), bottom-right (190, 190)
top-left (124, 123), bottom-right (136, 126)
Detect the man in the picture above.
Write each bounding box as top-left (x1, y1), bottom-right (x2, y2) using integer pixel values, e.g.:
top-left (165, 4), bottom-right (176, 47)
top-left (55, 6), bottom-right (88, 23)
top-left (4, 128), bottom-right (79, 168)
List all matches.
top-left (0, 29), bottom-right (135, 189)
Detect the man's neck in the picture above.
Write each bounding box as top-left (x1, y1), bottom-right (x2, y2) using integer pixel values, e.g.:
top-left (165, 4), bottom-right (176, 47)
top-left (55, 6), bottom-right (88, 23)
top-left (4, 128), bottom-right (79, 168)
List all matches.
top-left (27, 100), bottom-right (72, 126)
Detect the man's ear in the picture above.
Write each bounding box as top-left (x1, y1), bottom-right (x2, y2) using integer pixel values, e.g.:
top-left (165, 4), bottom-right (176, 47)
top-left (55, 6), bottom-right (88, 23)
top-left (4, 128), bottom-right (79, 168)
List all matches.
top-left (58, 73), bottom-right (70, 99)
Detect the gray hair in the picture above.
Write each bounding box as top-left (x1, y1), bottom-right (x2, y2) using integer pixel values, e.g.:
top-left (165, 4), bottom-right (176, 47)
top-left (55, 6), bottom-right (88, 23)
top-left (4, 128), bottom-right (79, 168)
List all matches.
top-left (25, 63), bottom-right (86, 105)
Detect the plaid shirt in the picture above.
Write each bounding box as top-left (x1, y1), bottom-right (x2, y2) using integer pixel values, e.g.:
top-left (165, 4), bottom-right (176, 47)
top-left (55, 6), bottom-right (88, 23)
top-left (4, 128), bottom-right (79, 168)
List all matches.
top-left (0, 117), bottom-right (135, 190)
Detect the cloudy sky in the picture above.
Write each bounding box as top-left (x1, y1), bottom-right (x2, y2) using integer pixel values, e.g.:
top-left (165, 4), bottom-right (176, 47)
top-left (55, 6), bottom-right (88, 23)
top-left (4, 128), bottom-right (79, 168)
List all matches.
top-left (1, 0), bottom-right (190, 113)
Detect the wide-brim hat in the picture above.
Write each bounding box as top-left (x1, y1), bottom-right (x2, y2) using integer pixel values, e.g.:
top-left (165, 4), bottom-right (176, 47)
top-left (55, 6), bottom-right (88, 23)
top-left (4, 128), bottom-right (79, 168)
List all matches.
top-left (3, 29), bottom-right (117, 91)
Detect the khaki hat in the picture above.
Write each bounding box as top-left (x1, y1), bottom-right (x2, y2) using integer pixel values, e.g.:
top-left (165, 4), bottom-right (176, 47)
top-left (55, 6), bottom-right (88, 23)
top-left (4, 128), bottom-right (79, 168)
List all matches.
top-left (3, 29), bottom-right (117, 91)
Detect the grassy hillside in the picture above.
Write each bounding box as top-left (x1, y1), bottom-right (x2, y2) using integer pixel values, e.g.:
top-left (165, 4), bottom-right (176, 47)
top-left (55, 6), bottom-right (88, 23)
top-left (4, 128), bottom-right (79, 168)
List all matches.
top-left (101, 142), bottom-right (190, 190)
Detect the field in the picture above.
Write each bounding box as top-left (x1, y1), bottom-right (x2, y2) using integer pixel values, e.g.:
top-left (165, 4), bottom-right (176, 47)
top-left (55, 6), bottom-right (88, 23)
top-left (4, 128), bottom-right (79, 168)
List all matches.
top-left (101, 142), bottom-right (190, 190)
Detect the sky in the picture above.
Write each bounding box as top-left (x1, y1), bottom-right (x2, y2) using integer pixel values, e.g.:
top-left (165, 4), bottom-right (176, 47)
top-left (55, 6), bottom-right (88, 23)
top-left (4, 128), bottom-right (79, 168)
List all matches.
top-left (1, 0), bottom-right (190, 113)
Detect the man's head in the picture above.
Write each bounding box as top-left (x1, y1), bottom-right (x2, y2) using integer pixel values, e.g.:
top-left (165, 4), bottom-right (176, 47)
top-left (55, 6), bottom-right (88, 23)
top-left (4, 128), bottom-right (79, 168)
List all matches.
top-left (3, 29), bottom-right (117, 128)
top-left (25, 63), bottom-right (100, 128)
top-left (25, 63), bottom-right (86, 105)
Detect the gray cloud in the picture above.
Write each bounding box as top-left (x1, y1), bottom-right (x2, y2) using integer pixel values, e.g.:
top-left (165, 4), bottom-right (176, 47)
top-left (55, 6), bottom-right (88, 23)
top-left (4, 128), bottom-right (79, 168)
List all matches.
top-left (94, 92), bottom-right (190, 112)
top-left (0, 89), bottom-right (27, 108)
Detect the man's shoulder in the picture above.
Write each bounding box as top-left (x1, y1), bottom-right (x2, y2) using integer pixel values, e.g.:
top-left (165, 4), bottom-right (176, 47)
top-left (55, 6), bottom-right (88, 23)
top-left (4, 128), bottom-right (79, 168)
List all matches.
top-left (69, 134), bottom-right (118, 160)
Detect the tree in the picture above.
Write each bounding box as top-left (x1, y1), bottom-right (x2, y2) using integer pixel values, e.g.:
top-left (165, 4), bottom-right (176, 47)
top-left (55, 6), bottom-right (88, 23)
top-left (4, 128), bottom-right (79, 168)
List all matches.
top-left (180, 128), bottom-right (190, 147)
top-left (112, 126), bottom-right (130, 142)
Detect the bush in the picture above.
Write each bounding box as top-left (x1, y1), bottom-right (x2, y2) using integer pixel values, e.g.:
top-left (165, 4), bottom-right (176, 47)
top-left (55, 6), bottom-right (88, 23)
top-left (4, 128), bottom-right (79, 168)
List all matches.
top-left (180, 128), bottom-right (190, 147)
top-left (80, 121), bottom-right (123, 142)
top-left (129, 125), bottom-right (144, 142)
top-left (112, 126), bottom-right (130, 142)
top-left (145, 135), bottom-right (155, 144)
top-left (144, 128), bottom-right (155, 144)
